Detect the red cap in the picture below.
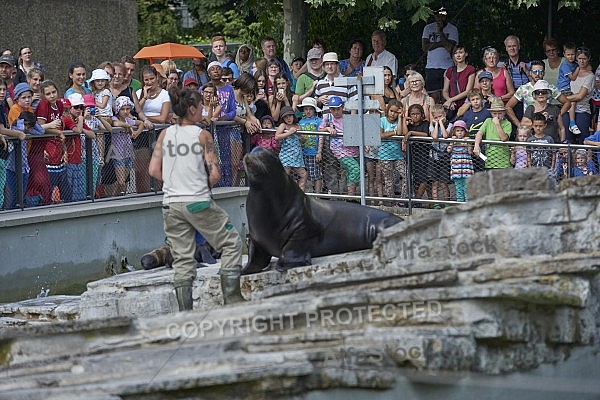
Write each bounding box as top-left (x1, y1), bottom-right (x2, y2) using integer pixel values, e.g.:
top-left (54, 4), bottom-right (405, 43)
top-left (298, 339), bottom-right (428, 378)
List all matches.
top-left (183, 77), bottom-right (199, 87)
top-left (57, 98), bottom-right (72, 109)
top-left (82, 94), bottom-right (96, 107)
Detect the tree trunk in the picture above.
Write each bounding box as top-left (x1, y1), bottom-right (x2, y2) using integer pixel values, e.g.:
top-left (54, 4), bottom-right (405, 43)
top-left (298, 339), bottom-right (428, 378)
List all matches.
top-left (282, 0), bottom-right (307, 64)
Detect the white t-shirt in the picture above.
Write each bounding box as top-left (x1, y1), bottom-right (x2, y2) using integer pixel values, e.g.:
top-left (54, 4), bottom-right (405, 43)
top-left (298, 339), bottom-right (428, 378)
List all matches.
top-left (135, 88), bottom-right (170, 117)
top-left (94, 88), bottom-right (113, 117)
top-left (365, 49), bottom-right (398, 76)
top-left (422, 22), bottom-right (458, 69)
top-left (570, 73), bottom-right (594, 114)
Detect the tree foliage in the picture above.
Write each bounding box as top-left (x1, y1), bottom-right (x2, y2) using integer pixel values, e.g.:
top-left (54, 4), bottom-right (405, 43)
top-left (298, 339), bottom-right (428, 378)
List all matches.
top-left (137, 0), bottom-right (182, 47)
top-left (183, 0), bottom-right (283, 51)
top-left (141, 0), bottom-right (598, 68)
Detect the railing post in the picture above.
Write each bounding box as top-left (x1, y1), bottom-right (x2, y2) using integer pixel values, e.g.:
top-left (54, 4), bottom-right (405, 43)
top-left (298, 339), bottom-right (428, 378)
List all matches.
top-left (86, 135), bottom-right (94, 201)
top-left (150, 128), bottom-right (159, 193)
top-left (15, 138), bottom-right (24, 209)
top-left (405, 137), bottom-right (413, 215)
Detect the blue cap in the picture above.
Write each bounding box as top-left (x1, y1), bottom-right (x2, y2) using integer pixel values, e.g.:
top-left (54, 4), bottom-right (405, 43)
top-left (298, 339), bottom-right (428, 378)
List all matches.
top-left (478, 71), bottom-right (493, 82)
top-left (14, 82), bottom-right (33, 99)
top-left (329, 96), bottom-right (343, 108)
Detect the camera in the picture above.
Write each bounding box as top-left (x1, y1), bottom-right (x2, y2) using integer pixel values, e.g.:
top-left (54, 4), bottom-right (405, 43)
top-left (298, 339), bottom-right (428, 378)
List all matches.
top-left (89, 107), bottom-right (97, 116)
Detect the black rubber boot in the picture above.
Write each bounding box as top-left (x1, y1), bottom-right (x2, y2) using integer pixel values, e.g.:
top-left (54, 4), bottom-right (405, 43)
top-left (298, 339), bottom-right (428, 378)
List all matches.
top-left (174, 280), bottom-right (193, 311)
top-left (219, 268), bottom-right (245, 305)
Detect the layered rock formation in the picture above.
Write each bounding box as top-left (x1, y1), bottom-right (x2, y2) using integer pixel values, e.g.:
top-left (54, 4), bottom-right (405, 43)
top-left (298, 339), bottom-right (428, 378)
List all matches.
top-left (1, 169), bottom-right (599, 399)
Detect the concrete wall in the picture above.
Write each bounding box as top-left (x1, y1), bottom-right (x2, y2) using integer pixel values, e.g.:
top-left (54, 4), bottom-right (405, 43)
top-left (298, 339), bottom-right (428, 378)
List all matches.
top-left (3, 0), bottom-right (138, 94)
top-left (0, 188), bottom-right (249, 303)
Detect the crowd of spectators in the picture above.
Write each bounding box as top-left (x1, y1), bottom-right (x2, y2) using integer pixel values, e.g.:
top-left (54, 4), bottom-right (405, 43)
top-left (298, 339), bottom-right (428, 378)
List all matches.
top-left (1, 6), bottom-right (600, 210)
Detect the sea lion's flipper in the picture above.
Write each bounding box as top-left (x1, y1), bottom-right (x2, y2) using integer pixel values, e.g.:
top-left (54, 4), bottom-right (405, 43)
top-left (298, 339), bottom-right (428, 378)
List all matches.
top-left (241, 240), bottom-right (272, 275)
top-left (276, 247), bottom-right (312, 273)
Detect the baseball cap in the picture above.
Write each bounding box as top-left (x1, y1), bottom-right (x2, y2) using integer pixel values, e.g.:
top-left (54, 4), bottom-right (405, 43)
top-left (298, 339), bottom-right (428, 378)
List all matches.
top-left (307, 48), bottom-right (322, 60)
top-left (478, 71), bottom-right (493, 82)
top-left (82, 94), bottom-right (96, 107)
top-left (67, 93), bottom-right (85, 107)
top-left (57, 98), bottom-right (72, 109)
top-left (329, 96), bottom-right (343, 108)
top-left (322, 52), bottom-right (339, 63)
top-left (183, 77), bottom-right (199, 87)
top-left (0, 54), bottom-right (17, 67)
top-left (434, 6), bottom-right (448, 15)
top-left (207, 61), bottom-right (222, 71)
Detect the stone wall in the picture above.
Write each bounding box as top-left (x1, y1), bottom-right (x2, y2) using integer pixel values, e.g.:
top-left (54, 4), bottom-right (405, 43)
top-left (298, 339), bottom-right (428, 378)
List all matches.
top-left (2, 0), bottom-right (138, 94)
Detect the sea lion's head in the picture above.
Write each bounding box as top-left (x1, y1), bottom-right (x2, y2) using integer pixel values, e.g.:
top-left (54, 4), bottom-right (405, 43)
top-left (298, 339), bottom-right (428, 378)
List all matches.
top-left (243, 146), bottom-right (286, 186)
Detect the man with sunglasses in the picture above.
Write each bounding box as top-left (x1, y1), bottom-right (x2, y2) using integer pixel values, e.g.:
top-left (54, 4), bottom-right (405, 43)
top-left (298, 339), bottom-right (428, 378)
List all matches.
top-left (505, 60), bottom-right (569, 131)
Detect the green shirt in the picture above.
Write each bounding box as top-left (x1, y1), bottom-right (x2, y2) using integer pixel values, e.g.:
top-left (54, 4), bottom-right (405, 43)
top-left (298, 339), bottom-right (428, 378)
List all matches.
top-left (295, 72), bottom-right (325, 96)
top-left (480, 117), bottom-right (512, 169)
top-left (130, 78), bottom-right (142, 92)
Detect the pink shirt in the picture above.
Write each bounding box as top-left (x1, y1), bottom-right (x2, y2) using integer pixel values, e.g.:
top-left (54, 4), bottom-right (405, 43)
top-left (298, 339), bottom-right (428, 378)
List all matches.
top-left (319, 115), bottom-right (358, 159)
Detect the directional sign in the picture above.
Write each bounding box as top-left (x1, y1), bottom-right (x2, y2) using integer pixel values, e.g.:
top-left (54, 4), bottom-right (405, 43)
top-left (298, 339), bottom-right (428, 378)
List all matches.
top-left (343, 114), bottom-right (381, 147)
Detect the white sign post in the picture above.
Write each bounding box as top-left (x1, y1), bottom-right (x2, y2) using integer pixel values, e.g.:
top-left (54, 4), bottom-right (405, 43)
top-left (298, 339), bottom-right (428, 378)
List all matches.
top-left (334, 66), bottom-right (384, 205)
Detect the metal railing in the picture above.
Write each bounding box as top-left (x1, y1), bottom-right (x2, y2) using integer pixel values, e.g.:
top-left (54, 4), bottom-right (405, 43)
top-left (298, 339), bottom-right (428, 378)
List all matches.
top-left (1, 121), bottom-right (598, 214)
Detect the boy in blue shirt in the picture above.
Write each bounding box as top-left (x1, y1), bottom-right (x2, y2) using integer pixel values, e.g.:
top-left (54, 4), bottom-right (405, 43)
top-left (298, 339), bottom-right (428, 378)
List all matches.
top-left (460, 89), bottom-right (491, 172)
top-left (556, 42), bottom-right (580, 135)
top-left (298, 97), bottom-right (323, 193)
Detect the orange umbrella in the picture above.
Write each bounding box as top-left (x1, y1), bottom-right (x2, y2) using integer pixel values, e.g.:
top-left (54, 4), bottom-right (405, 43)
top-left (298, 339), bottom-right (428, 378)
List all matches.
top-left (133, 42), bottom-right (206, 63)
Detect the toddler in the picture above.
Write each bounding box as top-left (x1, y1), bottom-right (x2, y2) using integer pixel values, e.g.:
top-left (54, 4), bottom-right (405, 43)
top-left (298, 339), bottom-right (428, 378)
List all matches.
top-left (446, 120), bottom-right (473, 202)
top-left (510, 126), bottom-right (531, 168)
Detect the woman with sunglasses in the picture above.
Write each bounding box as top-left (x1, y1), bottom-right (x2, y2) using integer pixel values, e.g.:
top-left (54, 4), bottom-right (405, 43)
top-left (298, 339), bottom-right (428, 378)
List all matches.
top-left (505, 60), bottom-right (569, 130)
top-left (562, 48), bottom-right (594, 144)
top-left (521, 80), bottom-right (565, 144)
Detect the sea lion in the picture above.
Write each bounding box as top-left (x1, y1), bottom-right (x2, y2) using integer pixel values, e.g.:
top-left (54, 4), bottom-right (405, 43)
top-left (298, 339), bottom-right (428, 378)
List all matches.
top-left (141, 242), bottom-right (219, 270)
top-left (241, 146), bottom-right (403, 275)
top-left (141, 245), bottom-right (173, 270)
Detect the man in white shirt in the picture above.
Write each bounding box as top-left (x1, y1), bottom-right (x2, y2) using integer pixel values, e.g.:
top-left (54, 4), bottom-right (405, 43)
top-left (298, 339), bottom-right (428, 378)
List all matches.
top-left (421, 6), bottom-right (458, 104)
top-left (365, 30), bottom-right (398, 78)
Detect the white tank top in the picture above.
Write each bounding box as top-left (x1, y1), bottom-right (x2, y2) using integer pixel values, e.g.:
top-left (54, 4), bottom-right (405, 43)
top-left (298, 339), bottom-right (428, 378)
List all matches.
top-left (161, 124), bottom-right (211, 204)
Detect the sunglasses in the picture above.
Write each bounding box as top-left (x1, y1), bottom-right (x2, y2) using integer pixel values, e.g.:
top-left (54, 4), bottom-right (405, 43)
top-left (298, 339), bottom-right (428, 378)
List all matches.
top-left (73, 105), bottom-right (85, 110)
top-left (576, 46), bottom-right (590, 53)
top-left (221, 77), bottom-right (233, 82)
top-left (203, 91), bottom-right (215, 95)
top-left (531, 69), bottom-right (544, 75)
top-left (533, 90), bottom-right (549, 96)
